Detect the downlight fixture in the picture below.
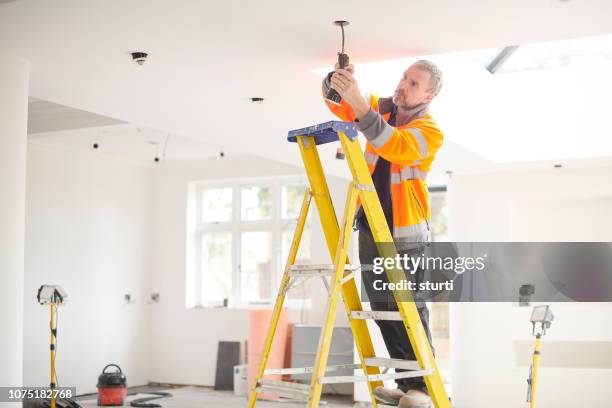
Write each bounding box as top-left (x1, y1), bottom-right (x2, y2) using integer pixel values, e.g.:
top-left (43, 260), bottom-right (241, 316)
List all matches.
top-left (131, 51), bottom-right (148, 66)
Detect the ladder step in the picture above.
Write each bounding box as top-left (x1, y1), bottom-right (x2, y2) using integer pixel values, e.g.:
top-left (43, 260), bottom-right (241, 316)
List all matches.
top-left (256, 378), bottom-right (310, 394)
top-left (255, 386), bottom-right (308, 401)
top-left (319, 369), bottom-right (435, 384)
top-left (351, 311), bottom-right (403, 321)
top-left (364, 357), bottom-right (421, 370)
top-left (264, 363), bottom-right (361, 375)
top-left (289, 263), bottom-right (360, 277)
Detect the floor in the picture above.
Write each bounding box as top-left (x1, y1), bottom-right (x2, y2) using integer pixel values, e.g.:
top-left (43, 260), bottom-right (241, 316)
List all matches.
top-left (76, 385), bottom-right (359, 408)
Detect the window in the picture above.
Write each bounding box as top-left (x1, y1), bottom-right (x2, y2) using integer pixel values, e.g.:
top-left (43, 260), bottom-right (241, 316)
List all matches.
top-left (189, 177), bottom-right (311, 308)
top-left (200, 232), bottom-right (232, 303)
top-left (240, 231), bottom-right (272, 303)
top-left (427, 186), bottom-right (450, 384)
top-left (429, 187), bottom-right (448, 242)
top-left (241, 186), bottom-right (272, 221)
top-left (201, 188), bottom-right (232, 222)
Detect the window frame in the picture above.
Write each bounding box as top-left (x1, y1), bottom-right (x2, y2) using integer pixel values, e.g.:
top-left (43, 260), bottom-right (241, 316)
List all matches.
top-left (428, 185), bottom-right (448, 242)
top-left (190, 175), bottom-right (311, 309)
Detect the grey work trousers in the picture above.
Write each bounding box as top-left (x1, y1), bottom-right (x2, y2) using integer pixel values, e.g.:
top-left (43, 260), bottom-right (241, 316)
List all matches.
top-left (358, 229), bottom-right (434, 394)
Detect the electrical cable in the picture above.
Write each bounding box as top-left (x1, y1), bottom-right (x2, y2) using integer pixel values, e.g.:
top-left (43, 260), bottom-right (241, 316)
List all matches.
top-left (129, 391), bottom-right (172, 407)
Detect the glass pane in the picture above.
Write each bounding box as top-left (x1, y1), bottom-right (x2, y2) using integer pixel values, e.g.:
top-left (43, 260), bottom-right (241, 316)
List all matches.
top-left (282, 185), bottom-right (307, 219)
top-left (430, 302), bottom-right (451, 385)
top-left (240, 231), bottom-right (272, 303)
top-left (281, 227), bottom-right (311, 300)
top-left (430, 191), bottom-right (448, 242)
top-left (202, 188), bottom-right (232, 222)
top-left (201, 233), bottom-right (232, 304)
top-left (281, 228), bottom-right (311, 265)
top-left (431, 303), bottom-right (450, 339)
top-left (241, 186), bottom-right (272, 221)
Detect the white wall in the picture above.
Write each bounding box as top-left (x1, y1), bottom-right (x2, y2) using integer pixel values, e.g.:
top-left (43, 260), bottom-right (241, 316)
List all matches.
top-left (23, 140), bottom-right (152, 394)
top-left (148, 155), bottom-right (352, 385)
top-left (0, 54), bottom-right (29, 395)
top-left (448, 165), bottom-right (612, 408)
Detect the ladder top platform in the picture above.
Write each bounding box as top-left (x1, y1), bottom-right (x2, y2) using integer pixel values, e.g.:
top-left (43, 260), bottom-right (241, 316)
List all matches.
top-left (287, 121), bottom-right (358, 145)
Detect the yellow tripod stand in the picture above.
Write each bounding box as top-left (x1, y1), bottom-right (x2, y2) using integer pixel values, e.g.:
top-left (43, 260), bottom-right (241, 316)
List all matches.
top-left (247, 121), bottom-right (450, 407)
top-left (49, 303), bottom-right (58, 408)
top-left (527, 305), bottom-right (554, 408)
top-left (37, 284), bottom-right (67, 408)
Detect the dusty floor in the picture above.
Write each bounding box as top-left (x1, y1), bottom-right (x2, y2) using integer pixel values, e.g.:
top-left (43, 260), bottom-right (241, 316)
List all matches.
top-left (76, 385), bottom-right (359, 408)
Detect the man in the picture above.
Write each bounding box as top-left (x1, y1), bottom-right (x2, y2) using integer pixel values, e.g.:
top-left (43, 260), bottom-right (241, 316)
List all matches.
top-left (322, 60), bottom-right (444, 408)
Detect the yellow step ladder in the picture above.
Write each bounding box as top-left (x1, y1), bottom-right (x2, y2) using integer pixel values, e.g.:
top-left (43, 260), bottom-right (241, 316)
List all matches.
top-left (247, 121), bottom-right (450, 408)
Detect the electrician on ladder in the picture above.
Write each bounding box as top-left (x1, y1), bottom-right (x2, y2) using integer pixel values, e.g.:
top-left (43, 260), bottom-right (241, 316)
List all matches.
top-left (322, 60), bottom-right (444, 408)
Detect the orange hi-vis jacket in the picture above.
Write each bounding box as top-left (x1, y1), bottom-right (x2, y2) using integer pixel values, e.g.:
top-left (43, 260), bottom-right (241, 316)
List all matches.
top-left (324, 94), bottom-right (444, 243)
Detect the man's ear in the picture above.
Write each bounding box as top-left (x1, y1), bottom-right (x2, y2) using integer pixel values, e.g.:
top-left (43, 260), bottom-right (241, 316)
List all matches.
top-left (424, 91), bottom-right (435, 103)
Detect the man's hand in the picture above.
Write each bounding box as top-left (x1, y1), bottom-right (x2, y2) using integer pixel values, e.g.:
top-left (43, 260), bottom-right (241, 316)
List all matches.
top-left (335, 62), bottom-right (355, 74)
top-left (330, 65), bottom-right (370, 120)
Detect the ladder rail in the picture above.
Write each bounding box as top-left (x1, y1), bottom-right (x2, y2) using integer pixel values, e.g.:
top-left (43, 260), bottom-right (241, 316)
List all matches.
top-left (297, 135), bottom-right (384, 406)
top-left (307, 182), bottom-right (359, 407)
top-left (246, 188), bottom-right (312, 408)
top-left (250, 123), bottom-right (450, 408)
top-left (338, 130), bottom-right (450, 408)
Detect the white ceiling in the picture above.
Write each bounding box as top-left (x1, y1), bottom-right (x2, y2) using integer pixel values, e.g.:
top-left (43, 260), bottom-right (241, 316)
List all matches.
top-left (29, 123), bottom-right (223, 163)
top-left (2, 0), bottom-right (612, 180)
top-left (28, 97), bottom-right (125, 133)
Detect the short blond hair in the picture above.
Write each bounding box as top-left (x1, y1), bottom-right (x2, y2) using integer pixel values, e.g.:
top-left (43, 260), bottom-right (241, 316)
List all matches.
top-left (413, 60), bottom-right (443, 96)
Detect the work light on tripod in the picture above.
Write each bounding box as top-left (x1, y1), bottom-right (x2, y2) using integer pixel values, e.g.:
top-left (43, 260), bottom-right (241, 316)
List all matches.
top-left (37, 285), bottom-right (68, 408)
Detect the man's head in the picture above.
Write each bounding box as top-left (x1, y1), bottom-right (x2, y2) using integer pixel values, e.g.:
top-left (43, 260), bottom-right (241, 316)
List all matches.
top-left (392, 60), bottom-right (443, 108)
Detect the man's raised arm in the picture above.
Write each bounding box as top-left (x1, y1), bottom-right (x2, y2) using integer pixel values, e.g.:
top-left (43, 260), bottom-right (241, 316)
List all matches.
top-left (321, 63), bottom-right (368, 122)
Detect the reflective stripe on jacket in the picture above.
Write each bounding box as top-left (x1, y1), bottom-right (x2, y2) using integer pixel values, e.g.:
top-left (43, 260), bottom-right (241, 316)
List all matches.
top-left (324, 93), bottom-right (444, 243)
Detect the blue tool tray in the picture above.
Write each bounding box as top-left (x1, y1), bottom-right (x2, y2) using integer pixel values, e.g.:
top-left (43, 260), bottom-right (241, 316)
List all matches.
top-left (287, 121), bottom-right (358, 145)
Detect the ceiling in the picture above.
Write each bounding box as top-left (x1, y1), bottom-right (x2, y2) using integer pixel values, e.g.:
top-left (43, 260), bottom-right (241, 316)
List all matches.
top-left (2, 0), bottom-right (612, 180)
top-left (28, 97), bottom-right (125, 133)
top-left (29, 122), bottom-right (223, 163)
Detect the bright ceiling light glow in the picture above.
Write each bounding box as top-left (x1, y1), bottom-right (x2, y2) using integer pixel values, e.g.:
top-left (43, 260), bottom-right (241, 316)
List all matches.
top-left (474, 34), bottom-right (612, 74)
top-left (311, 34), bottom-right (612, 163)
